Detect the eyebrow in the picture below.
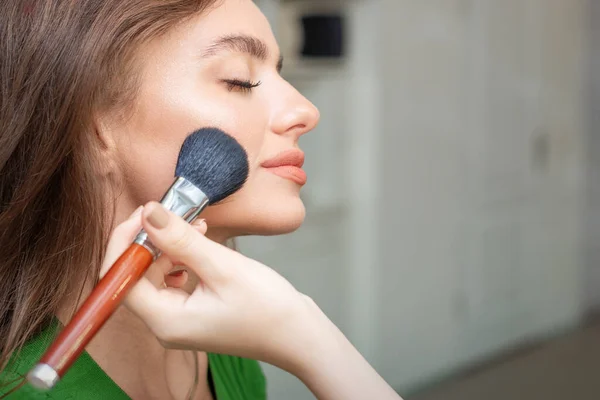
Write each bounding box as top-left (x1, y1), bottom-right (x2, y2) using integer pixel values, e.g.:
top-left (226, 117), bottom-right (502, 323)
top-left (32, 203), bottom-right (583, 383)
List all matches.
top-left (202, 34), bottom-right (284, 72)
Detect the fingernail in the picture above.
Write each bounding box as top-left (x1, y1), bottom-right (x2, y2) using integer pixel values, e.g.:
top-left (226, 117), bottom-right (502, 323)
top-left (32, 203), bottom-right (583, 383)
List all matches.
top-left (192, 219), bottom-right (207, 234)
top-left (198, 219), bottom-right (207, 232)
top-left (147, 204), bottom-right (169, 229)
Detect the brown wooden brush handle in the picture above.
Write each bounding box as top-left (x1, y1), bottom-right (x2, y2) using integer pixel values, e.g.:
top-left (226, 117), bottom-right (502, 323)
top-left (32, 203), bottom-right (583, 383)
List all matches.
top-left (38, 243), bottom-right (154, 378)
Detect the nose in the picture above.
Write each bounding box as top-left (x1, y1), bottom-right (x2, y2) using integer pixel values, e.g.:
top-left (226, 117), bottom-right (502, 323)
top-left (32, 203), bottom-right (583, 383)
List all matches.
top-left (270, 84), bottom-right (320, 139)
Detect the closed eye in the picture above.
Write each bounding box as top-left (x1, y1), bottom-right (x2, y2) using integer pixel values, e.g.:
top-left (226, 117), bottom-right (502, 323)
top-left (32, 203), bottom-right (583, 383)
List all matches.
top-left (222, 79), bottom-right (262, 93)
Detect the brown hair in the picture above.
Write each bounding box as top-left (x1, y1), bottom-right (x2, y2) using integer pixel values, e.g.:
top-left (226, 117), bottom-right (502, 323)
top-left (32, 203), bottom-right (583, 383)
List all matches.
top-left (0, 0), bottom-right (218, 390)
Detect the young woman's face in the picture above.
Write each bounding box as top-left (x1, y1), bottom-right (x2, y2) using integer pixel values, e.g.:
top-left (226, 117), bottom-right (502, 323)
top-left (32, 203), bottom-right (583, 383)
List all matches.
top-left (108, 0), bottom-right (319, 239)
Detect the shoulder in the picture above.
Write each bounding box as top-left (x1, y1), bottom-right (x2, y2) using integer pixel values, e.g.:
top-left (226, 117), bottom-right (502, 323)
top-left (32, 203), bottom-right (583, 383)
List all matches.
top-left (0, 375), bottom-right (54, 399)
top-left (1, 320), bottom-right (129, 400)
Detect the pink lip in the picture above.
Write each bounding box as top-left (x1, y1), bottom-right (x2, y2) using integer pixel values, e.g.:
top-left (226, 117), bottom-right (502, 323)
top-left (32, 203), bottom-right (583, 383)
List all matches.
top-left (261, 149), bottom-right (307, 185)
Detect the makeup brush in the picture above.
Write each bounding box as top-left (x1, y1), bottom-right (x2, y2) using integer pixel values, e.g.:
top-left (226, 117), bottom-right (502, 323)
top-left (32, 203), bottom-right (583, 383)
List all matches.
top-left (27, 127), bottom-right (249, 390)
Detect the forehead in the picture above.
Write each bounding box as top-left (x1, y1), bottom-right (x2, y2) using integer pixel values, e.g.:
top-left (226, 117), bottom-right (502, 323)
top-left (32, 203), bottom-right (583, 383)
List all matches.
top-left (187, 0), bottom-right (278, 52)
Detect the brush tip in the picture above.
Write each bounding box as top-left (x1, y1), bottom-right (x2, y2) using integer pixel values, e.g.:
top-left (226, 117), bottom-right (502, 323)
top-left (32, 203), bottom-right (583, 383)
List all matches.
top-left (175, 128), bottom-right (249, 204)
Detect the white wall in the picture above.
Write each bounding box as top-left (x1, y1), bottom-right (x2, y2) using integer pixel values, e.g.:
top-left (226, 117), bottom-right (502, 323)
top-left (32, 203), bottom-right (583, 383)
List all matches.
top-left (585, 0), bottom-right (600, 312)
top-left (376, 0), bottom-right (588, 392)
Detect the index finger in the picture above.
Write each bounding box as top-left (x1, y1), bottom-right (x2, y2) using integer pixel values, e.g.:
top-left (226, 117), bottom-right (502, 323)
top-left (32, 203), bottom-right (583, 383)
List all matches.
top-left (141, 202), bottom-right (234, 287)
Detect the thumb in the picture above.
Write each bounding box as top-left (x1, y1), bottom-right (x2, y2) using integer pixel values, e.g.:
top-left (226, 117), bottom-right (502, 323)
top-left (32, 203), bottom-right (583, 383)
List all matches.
top-left (141, 202), bottom-right (231, 286)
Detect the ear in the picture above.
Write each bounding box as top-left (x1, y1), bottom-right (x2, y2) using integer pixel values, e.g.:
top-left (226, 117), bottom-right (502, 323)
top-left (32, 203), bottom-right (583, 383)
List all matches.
top-left (92, 114), bottom-right (119, 178)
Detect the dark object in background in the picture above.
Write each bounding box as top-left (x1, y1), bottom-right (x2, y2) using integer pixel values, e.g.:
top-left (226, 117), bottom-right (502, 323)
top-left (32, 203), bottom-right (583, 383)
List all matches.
top-left (301, 14), bottom-right (344, 58)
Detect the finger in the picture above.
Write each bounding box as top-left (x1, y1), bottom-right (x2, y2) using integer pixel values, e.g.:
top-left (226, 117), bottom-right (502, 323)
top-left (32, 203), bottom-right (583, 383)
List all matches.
top-left (191, 218), bottom-right (208, 235)
top-left (141, 202), bottom-right (232, 286)
top-left (123, 276), bottom-right (170, 327)
top-left (100, 206), bottom-right (144, 278)
top-left (144, 254), bottom-right (173, 288)
top-left (125, 276), bottom-right (191, 331)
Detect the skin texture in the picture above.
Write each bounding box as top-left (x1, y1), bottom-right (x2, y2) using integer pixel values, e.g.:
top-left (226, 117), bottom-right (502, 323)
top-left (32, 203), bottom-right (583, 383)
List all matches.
top-left (60, 1), bottom-right (319, 398)
top-left (103, 0), bottom-right (320, 242)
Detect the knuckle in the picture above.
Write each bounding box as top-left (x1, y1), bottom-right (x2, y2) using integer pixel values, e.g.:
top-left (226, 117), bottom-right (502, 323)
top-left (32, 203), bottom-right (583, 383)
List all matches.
top-left (302, 293), bottom-right (317, 306)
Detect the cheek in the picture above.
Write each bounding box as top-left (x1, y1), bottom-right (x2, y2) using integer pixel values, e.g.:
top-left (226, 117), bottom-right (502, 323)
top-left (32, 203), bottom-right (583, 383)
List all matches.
top-left (115, 85), bottom-right (267, 205)
top-left (117, 139), bottom-right (181, 204)
top-left (136, 82), bottom-right (266, 168)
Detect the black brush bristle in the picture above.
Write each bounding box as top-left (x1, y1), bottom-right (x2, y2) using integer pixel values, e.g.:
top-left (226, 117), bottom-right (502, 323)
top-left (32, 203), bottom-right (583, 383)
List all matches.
top-left (175, 127), bottom-right (249, 204)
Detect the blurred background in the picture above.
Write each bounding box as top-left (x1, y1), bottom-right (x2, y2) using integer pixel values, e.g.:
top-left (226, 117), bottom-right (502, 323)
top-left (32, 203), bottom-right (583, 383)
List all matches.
top-left (240, 0), bottom-right (598, 398)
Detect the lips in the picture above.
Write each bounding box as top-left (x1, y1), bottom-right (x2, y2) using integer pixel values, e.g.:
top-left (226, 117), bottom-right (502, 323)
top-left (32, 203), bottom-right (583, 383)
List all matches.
top-left (261, 149), bottom-right (307, 185)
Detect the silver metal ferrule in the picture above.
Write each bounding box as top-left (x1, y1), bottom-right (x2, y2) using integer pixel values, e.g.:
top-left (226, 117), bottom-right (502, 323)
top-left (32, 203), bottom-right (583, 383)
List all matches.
top-left (27, 363), bottom-right (59, 390)
top-left (134, 177), bottom-right (209, 259)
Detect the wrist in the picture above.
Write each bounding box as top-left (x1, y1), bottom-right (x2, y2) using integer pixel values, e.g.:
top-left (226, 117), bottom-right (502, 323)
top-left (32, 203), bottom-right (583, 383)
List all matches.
top-left (263, 296), bottom-right (402, 400)
top-left (283, 298), bottom-right (348, 380)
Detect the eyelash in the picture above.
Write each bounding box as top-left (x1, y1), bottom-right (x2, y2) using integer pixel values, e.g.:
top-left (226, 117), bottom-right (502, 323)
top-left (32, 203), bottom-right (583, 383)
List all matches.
top-left (223, 79), bottom-right (262, 93)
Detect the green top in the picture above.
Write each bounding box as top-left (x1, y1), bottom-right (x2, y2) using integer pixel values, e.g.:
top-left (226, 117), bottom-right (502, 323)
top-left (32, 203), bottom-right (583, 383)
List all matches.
top-left (0, 320), bottom-right (266, 399)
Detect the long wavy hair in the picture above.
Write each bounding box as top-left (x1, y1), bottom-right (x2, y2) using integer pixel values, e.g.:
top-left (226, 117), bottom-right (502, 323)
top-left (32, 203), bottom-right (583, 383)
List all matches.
top-left (0, 0), bottom-right (218, 393)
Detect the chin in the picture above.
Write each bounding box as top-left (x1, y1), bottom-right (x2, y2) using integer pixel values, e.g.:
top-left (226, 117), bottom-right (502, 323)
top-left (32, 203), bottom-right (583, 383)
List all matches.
top-left (256, 202), bottom-right (306, 236)
top-left (205, 196), bottom-right (306, 238)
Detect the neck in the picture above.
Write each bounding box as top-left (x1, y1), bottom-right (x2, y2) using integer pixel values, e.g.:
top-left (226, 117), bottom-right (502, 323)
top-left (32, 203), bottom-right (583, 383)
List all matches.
top-left (204, 229), bottom-right (233, 247)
